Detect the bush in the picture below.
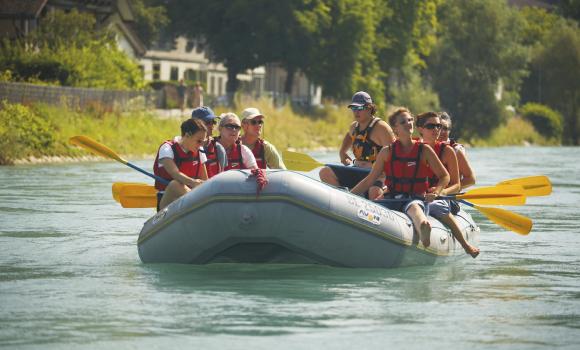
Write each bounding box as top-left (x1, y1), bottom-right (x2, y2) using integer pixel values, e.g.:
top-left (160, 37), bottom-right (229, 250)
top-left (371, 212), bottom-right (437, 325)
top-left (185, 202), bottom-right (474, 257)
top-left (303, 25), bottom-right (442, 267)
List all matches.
top-left (0, 101), bottom-right (55, 164)
top-left (519, 103), bottom-right (563, 140)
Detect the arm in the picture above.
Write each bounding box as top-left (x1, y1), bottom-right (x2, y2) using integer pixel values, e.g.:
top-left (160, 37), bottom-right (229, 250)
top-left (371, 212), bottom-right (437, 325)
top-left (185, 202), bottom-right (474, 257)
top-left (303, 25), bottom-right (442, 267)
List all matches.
top-left (371, 121), bottom-right (396, 146)
top-left (160, 158), bottom-right (203, 189)
top-left (422, 145), bottom-right (449, 202)
top-left (339, 123), bottom-right (356, 165)
top-left (456, 150), bottom-right (476, 189)
top-left (351, 147), bottom-right (390, 195)
top-left (441, 145), bottom-right (461, 195)
top-left (263, 141), bottom-right (286, 169)
top-left (215, 142), bottom-right (227, 171)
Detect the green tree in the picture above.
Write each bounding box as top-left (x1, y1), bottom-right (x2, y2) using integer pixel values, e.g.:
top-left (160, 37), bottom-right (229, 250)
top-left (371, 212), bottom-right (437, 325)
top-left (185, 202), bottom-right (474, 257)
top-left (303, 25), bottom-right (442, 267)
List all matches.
top-left (428, 0), bottom-right (527, 139)
top-left (532, 22), bottom-right (580, 144)
top-left (132, 0), bottom-right (170, 47)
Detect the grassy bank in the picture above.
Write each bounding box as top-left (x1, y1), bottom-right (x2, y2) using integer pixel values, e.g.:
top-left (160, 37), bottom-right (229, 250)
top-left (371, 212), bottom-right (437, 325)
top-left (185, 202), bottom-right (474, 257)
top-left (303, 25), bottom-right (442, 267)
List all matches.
top-left (0, 99), bottom-right (557, 165)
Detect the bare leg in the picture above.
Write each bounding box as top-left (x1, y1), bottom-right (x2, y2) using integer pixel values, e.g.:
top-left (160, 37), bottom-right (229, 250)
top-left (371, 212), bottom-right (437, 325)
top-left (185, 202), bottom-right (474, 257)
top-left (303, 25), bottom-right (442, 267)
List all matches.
top-left (159, 180), bottom-right (190, 210)
top-left (438, 214), bottom-right (480, 258)
top-left (407, 203), bottom-right (431, 247)
top-left (319, 166), bottom-right (340, 186)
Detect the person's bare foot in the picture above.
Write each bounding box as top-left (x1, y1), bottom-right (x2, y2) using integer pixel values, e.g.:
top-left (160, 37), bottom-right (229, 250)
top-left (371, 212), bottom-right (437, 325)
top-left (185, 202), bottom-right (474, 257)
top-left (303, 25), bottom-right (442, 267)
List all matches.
top-left (464, 244), bottom-right (480, 258)
top-left (419, 220), bottom-right (431, 247)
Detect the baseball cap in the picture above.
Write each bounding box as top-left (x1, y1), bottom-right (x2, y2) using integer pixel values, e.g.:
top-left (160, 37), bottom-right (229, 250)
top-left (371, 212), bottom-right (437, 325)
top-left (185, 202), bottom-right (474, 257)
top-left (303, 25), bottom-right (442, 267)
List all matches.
top-left (348, 91), bottom-right (372, 107)
top-left (241, 107), bottom-right (265, 121)
top-left (191, 106), bottom-right (217, 123)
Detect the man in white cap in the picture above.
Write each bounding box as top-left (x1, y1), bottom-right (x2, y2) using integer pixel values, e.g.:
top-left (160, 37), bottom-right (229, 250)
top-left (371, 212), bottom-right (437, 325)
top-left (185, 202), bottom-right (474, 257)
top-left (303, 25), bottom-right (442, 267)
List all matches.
top-left (319, 91), bottom-right (395, 199)
top-left (240, 107), bottom-right (286, 169)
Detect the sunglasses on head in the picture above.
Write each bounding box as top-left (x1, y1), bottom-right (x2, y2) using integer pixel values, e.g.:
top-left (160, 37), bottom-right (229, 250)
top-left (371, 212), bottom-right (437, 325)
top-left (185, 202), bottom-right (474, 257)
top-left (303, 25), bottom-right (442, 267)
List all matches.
top-left (247, 119), bottom-right (264, 125)
top-left (350, 105), bottom-right (366, 111)
top-left (423, 123), bottom-right (442, 130)
top-left (223, 124), bottom-right (241, 131)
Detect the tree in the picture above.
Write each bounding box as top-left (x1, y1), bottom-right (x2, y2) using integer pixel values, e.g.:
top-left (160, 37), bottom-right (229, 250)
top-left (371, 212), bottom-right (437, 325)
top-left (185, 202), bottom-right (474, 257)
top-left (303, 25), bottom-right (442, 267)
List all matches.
top-left (132, 0), bottom-right (170, 47)
top-left (428, 0), bottom-right (527, 139)
top-left (532, 22), bottom-right (580, 144)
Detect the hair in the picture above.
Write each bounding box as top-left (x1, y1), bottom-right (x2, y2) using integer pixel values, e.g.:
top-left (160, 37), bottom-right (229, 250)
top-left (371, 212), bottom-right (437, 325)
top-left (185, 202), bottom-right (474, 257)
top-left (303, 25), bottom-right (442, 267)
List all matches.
top-left (365, 103), bottom-right (377, 116)
top-left (415, 111), bottom-right (439, 128)
top-left (219, 112), bottom-right (240, 127)
top-left (181, 118), bottom-right (207, 136)
top-left (439, 111), bottom-right (452, 127)
top-left (387, 107), bottom-right (412, 127)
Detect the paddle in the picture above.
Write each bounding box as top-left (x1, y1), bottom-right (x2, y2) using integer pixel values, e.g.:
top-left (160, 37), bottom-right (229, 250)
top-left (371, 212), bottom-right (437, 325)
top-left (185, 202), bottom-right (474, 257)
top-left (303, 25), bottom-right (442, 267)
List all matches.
top-left (460, 200), bottom-right (533, 235)
top-left (497, 175), bottom-right (552, 196)
top-left (112, 182), bottom-right (150, 202)
top-left (69, 135), bottom-right (169, 185)
top-left (117, 184), bottom-right (157, 208)
top-left (374, 185), bottom-right (526, 206)
top-left (282, 150), bottom-right (325, 171)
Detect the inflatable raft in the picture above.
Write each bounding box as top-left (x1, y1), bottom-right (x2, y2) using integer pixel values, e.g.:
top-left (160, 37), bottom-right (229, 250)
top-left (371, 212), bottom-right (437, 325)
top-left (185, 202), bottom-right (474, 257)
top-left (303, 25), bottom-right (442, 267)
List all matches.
top-left (137, 170), bottom-right (479, 268)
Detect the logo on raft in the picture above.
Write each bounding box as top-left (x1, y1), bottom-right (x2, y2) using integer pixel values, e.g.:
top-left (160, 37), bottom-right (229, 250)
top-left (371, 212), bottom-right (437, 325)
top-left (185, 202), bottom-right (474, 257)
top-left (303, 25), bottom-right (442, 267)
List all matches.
top-left (357, 208), bottom-right (381, 225)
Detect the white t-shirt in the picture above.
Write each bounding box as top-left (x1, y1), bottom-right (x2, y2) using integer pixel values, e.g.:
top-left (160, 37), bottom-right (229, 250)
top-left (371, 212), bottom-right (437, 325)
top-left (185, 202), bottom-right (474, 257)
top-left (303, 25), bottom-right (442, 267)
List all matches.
top-left (240, 144), bottom-right (258, 169)
top-left (157, 136), bottom-right (207, 168)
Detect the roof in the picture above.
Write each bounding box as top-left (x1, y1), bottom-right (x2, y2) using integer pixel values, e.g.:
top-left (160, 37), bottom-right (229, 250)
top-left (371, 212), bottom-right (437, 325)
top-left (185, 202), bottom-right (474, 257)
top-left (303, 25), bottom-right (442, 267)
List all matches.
top-left (0, 0), bottom-right (47, 18)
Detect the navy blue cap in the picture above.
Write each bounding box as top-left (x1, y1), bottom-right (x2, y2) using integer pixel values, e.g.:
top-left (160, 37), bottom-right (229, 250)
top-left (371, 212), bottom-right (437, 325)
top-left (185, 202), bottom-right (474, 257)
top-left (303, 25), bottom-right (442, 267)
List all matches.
top-left (348, 91), bottom-right (372, 107)
top-left (191, 106), bottom-right (217, 123)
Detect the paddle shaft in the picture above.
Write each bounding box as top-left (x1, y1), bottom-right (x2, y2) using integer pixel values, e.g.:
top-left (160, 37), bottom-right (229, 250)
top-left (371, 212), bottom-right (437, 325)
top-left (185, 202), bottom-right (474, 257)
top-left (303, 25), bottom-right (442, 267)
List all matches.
top-left (126, 162), bottom-right (169, 185)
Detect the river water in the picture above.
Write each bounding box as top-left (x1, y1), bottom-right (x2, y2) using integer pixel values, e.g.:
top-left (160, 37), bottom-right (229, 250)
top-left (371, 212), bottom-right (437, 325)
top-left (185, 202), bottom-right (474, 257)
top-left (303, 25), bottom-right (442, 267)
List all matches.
top-left (1, 147), bottom-right (579, 349)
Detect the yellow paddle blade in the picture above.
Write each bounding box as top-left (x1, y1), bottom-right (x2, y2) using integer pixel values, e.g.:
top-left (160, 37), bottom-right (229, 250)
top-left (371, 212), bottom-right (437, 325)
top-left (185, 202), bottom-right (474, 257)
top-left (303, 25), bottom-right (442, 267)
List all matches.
top-left (282, 150), bottom-right (325, 171)
top-left (112, 182), bottom-right (151, 203)
top-left (118, 184), bottom-right (157, 208)
top-left (474, 205), bottom-right (533, 235)
top-left (69, 135), bottom-right (127, 164)
top-left (457, 185), bottom-right (526, 206)
top-left (497, 175), bottom-right (552, 196)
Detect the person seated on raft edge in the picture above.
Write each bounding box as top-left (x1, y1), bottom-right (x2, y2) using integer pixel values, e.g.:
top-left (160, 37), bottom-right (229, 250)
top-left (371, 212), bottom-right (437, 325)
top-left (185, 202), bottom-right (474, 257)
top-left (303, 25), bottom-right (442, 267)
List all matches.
top-left (191, 106), bottom-right (227, 178)
top-left (438, 112), bottom-right (476, 191)
top-left (319, 91), bottom-right (395, 199)
top-left (417, 112), bottom-right (480, 258)
top-left (215, 112), bottom-right (259, 171)
top-left (350, 108), bottom-right (449, 248)
top-left (153, 118), bottom-right (208, 211)
top-left (240, 107), bottom-right (287, 170)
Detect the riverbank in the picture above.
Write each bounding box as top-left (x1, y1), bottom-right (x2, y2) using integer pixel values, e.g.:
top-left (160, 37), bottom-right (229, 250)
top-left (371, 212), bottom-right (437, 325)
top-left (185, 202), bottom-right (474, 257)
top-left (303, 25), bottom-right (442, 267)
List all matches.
top-left (0, 99), bottom-right (557, 165)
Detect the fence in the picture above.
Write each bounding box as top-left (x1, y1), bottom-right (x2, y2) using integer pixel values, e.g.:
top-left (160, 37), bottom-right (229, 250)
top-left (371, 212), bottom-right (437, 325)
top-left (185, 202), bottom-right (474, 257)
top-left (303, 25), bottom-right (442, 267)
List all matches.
top-left (0, 82), bottom-right (162, 111)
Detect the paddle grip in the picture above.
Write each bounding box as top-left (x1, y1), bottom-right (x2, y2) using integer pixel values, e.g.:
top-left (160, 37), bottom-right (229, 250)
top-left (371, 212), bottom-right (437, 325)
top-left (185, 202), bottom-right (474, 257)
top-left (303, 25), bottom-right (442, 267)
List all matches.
top-left (127, 162), bottom-right (170, 185)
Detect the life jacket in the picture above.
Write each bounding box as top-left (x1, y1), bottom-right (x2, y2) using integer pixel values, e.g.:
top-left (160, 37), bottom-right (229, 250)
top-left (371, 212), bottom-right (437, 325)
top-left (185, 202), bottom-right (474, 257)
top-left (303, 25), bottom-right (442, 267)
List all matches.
top-left (350, 117), bottom-right (382, 163)
top-left (153, 140), bottom-right (202, 191)
top-left (384, 140), bottom-right (432, 196)
top-left (224, 139), bottom-right (246, 171)
top-left (428, 141), bottom-right (447, 187)
top-left (249, 138), bottom-right (267, 169)
top-left (204, 138), bottom-right (221, 178)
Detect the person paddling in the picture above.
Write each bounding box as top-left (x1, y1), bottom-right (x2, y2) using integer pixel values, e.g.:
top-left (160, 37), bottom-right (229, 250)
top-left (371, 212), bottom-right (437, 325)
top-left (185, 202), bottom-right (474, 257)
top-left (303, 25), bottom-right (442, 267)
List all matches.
top-left (240, 107), bottom-right (286, 169)
top-left (319, 91), bottom-right (395, 199)
top-left (216, 113), bottom-right (258, 170)
top-left (351, 108), bottom-right (449, 248)
top-left (438, 112), bottom-right (476, 190)
top-left (191, 106), bottom-right (226, 178)
top-left (153, 118), bottom-right (208, 211)
top-left (417, 112), bottom-right (480, 258)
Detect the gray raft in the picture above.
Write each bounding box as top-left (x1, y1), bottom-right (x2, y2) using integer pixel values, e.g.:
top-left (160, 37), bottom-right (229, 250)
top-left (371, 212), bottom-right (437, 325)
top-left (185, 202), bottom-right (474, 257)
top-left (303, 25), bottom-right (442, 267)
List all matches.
top-left (137, 170), bottom-right (479, 268)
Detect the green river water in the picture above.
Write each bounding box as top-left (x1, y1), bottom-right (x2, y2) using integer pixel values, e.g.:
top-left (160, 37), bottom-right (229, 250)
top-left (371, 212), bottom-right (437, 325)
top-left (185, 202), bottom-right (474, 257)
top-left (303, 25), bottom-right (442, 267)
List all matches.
top-left (0, 147), bottom-right (579, 349)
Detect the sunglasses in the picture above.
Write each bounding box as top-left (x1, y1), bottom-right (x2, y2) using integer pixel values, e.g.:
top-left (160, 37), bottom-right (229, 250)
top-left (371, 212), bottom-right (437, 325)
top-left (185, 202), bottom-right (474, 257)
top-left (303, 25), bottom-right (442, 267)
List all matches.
top-left (423, 123), bottom-right (442, 130)
top-left (247, 119), bottom-right (264, 126)
top-left (205, 120), bottom-right (218, 126)
top-left (441, 126), bottom-right (451, 132)
top-left (223, 124), bottom-right (241, 131)
top-left (350, 105), bottom-right (366, 111)
top-left (399, 117), bottom-right (414, 125)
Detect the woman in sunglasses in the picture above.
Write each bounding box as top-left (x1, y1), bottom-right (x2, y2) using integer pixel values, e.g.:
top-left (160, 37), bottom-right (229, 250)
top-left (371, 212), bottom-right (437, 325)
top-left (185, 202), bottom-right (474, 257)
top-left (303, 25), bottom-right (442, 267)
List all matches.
top-left (216, 113), bottom-right (258, 170)
top-left (351, 108), bottom-right (449, 248)
top-left (153, 118), bottom-right (208, 210)
top-left (319, 91), bottom-right (395, 199)
top-left (239, 107), bottom-right (286, 170)
top-left (438, 112), bottom-right (476, 190)
top-left (417, 112), bottom-right (479, 258)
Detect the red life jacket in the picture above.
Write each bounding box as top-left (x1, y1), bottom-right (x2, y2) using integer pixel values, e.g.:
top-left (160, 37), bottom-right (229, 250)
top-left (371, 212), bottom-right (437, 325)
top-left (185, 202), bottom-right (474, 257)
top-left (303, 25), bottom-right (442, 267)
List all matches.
top-left (205, 138), bottom-right (221, 178)
top-left (224, 139), bottom-right (246, 171)
top-left (428, 141), bottom-right (446, 187)
top-left (153, 140), bottom-right (202, 191)
top-left (384, 140), bottom-right (432, 196)
top-left (249, 138), bottom-right (267, 169)
top-left (350, 117), bottom-right (382, 163)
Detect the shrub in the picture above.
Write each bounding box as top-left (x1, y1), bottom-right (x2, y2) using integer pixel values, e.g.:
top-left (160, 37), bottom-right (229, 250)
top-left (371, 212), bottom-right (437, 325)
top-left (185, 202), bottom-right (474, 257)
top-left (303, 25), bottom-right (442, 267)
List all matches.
top-left (0, 101), bottom-right (55, 164)
top-left (519, 103), bottom-right (563, 140)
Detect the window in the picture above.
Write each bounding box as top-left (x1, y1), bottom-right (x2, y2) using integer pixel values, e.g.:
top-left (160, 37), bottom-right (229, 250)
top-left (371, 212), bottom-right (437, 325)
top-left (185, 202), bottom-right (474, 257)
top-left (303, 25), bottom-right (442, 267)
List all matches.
top-left (218, 77), bottom-right (223, 95)
top-left (153, 63), bottom-right (160, 80)
top-left (210, 76), bottom-right (215, 95)
top-left (170, 66), bottom-right (178, 81)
